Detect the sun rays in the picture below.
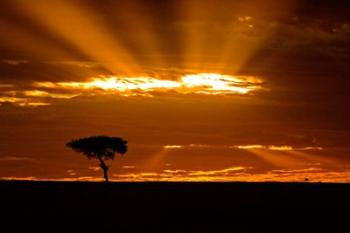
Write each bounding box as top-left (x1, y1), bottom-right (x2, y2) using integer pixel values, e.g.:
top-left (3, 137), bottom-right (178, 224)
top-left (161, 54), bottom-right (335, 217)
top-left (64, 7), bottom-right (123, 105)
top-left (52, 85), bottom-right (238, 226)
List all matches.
top-left (2, 1), bottom-right (349, 183)
top-left (5, 0), bottom-right (298, 73)
top-left (12, 0), bottom-right (140, 74)
top-left (0, 0), bottom-right (299, 106)
top-left (160, 143), bottom-right (341, 171)
top-left (240, 146), bottom-right (340, 169)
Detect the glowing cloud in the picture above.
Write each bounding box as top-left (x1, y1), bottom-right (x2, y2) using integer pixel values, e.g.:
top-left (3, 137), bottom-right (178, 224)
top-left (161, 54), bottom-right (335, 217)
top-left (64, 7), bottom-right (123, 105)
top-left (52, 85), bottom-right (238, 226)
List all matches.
top-left (163, 144), bottom-right (323, 151)
top-left (111, 168), bottom-right (350, 182)
top-left (235, 145), bottom-right (265, 150)
top-left (181, 73), bottom-right (261, 94)
top-left (0, 96), bottom-right (50, 107)
top-left (267, 145), bottom-right (294, 151)
top-left (1, 73), bottom-right (263, 106)
top-left (34, 73), bottom-right (262, 96)
top-left (164, 145), bottom-right (184, 149)
top-left (24, 90), bottom-right (77, 99)
top-left (234, 145), bottom-right (324, 151)
top-left (4, 166), bottom-right (350, 183)
top-left (163, 144), bottom-right (209, 149)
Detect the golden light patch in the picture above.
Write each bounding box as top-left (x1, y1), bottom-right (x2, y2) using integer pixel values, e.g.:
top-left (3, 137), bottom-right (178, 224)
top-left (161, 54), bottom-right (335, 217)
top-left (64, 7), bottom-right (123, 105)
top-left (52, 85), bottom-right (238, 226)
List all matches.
top-left (268, 145), bottom-right (294, 151)
top-left (234, 145), bottom-right (323, 151)
top-left (0, 96), bottom-right (49, 107)
top-left (34, 73), bottom-right (262, 96)
top-left (235, 145), bottom-right (265, 150)
top-left (163, 145), bottom-right (184, 149)
top-left (181, 73), bottom-right (261, 94)
top-left (24, 90), bottom-right (77, 99)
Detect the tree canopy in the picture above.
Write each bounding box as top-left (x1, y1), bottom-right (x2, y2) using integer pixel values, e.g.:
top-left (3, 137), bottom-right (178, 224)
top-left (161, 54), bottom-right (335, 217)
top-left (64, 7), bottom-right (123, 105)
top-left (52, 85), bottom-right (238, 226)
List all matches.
top-left (66, 136), bottom-right (128, 160)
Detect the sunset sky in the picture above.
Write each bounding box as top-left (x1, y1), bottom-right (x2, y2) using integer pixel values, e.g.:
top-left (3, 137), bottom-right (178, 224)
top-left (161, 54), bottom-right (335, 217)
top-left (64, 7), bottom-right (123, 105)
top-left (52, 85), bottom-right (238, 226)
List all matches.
top-left (1, 0), bottom-right (350, 182)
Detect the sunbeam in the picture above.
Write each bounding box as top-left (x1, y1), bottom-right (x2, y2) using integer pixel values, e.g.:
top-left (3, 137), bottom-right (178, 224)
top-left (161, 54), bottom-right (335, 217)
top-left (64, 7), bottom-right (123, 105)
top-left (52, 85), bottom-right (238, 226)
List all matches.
top-left (218, 0), bottom-right (298, 73)
top-left (107, 1), bottom-right (166, 67)
top-left (13, 0), bottom-right (140, 74)
top-left (247, 148), bottom-right (309, 168)
top-left (285, 150), bottom-right (340, 168)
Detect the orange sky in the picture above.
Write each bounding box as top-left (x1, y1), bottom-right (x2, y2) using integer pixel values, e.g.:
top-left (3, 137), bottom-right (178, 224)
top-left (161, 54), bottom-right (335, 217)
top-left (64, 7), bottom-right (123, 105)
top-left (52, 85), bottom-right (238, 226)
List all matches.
top-left (1, 0), bottom-right (350, 182)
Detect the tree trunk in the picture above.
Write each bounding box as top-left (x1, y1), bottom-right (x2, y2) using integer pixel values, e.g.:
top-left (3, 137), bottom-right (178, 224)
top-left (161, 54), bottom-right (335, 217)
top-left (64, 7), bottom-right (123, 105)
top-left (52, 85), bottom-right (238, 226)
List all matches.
top-left (97, 157), bottom-right (109, 183)
top-left (102, 166), bottom-right (109, 183)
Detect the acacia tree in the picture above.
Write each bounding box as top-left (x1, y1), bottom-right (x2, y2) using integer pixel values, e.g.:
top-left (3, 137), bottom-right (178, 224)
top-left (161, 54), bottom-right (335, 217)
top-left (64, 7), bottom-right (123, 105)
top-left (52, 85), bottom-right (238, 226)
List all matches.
top-left (66, 136), bottom-right (128, 182)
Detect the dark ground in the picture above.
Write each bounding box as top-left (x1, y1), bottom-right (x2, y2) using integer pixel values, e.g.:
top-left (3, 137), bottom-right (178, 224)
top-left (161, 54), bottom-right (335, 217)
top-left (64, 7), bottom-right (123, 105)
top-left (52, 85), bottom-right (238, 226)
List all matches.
top-left (1, 181), bottom-right (349, 232)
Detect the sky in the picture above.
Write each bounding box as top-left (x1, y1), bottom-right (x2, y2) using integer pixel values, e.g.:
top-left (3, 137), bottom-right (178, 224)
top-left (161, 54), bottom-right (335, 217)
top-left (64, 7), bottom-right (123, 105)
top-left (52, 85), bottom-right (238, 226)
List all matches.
top-left (1, 0), bottom-right (350, 182)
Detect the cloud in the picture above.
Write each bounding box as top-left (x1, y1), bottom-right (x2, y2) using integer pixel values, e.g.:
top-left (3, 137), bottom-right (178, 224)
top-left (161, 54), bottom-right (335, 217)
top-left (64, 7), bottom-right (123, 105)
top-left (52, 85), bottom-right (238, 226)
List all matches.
top-left (66, 169), bottom-right (76, 176)
top-left (2, 59), bottom-right (29, 65)
top-left (163, 144), bottom-right (213, 149)
top-left (45, 61), bottom-right (101, 68)
top-left (0, 60), bottom-right (110, 84)
top-left (0, 156), bottom-right (35, 161)
top-left (0, 176), bottom-right (102, 182)
top-left (163, 145), bottom-right (184, 149)
top-left (111, 167), bottom-right (350, 182)
top-left (88, 166), bottom-right (100, 172)
top-left (0, 72), bottom-right (263, 107)
top-left (163, 144), bottom-right (324, 151)
top-left (112, 166), bottom-right (251, 182)
top-left (234, 145), bottom-right (323, 151)
top-left (33, 73), bottom-right (262, 96)
top-left (3, 167), bottom-right (350, 182)
top-left (1, 176), bottom-right (37, 181)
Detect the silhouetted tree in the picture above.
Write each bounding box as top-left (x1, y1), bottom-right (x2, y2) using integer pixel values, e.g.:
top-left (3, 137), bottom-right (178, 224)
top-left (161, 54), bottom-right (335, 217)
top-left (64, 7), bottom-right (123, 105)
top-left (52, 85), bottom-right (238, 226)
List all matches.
top-left (66, 136), bottom-right (128, 182)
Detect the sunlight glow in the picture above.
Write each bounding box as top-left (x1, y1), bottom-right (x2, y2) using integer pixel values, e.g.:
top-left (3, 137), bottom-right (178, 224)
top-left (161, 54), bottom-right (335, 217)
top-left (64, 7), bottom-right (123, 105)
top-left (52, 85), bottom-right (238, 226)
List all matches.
top-left (164, 145), bottom-right (184, 149)
top-left (268, 145), bottom-right (294, 151)
top-left (34, 73), bottom-right (262, 96)
top-left (235, 145), bottom-right (324, 151)
top-left (24, 90), bottom-right (77, 99)
top-left (181, 73), bottom-right (260, 94)
top-left (6, 168), bottom-right (350, 183)
top-left (4, 73), bottom-right (262, 106)
top-left (235, 145), bottom-right (265, 149)
top-left (0, 96), bottom-right (49, 106)
top-left (163, 144), bottom-right (324, 151)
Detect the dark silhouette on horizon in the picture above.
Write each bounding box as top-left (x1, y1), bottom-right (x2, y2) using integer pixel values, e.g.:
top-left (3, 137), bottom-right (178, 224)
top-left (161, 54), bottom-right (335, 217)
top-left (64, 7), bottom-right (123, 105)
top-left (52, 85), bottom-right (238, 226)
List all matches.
top-left (66, 136), bottom-right (128, 182)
